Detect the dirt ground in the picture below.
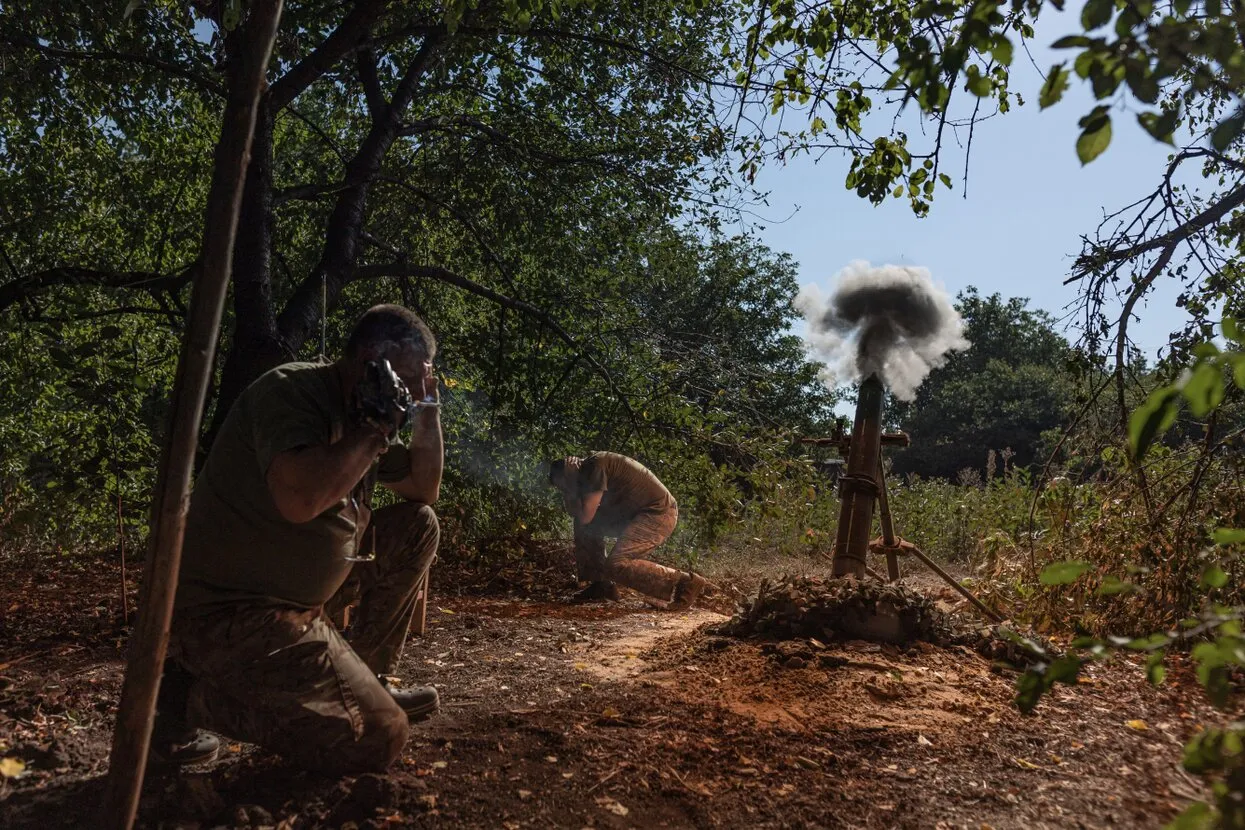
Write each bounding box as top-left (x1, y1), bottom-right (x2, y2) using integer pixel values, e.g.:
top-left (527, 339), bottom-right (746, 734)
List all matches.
top-left (0, 550), bottom-right (1225, 829)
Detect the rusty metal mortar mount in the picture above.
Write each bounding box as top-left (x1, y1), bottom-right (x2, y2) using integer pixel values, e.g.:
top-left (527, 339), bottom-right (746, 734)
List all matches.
top-left (800, 373), bottom-right (1002, 625)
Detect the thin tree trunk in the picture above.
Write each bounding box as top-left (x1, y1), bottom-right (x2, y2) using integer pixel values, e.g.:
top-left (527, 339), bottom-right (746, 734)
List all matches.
top-left (206, 99), bottom-right (291, 448)
top-left (102, 4), bottom-right (284, 827)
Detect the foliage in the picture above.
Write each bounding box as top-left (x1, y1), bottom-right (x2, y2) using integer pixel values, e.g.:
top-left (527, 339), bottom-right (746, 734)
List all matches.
top-left (889, 288), bottom-right (1077, 480)
top-left (1013, 323), bottom-right (1245, 829)
top-left (0, 2), bottom-right (842, 555)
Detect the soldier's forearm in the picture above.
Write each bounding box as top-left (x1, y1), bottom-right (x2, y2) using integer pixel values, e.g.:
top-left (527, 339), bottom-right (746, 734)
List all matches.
top-left (403, 409), bottom-right (443, 504)
top-left (268, 427), bottom-right (387, 523)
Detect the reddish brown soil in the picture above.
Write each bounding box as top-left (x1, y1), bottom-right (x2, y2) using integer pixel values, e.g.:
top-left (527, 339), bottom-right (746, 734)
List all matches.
top-left (0, 553), bottom-right (1223, 829)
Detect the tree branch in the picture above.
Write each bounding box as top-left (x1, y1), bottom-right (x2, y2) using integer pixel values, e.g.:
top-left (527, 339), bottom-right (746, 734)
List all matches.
top-left (356, 46), bottom-right (386, 119)
top-left (267, 0), bottom-right (388, 111)
top-left (354, 261), bottom-right (638, 424)
top-left (1073, 178), bottom-right (1245, 273)
top-left (0, 266), bottom-right (195, 314)
top-left (276, 28), bottom-right (449, 350)
top-left (1, 32), bottom-right (221, 96)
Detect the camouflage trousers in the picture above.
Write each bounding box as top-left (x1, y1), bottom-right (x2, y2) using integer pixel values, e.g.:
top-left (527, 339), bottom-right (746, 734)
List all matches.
top-left (574, 503), bottom-right (685, 601)
top-left (167, 502), bottom-right (439, 774)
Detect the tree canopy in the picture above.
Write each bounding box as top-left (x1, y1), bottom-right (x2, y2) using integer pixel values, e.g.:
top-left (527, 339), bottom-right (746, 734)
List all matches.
top-left (890, 288), bottom-right (1075, 480)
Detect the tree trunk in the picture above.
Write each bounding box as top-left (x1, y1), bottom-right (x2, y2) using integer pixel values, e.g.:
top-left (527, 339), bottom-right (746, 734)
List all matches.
top-left (207, 29), bottom-right (447, 439)
top-left (205, 98), bottom-right (292, 447)
top-left (103, 3), bottom-right (284, 824)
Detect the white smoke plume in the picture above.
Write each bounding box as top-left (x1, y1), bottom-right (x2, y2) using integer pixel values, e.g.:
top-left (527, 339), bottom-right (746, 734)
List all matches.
top-left (794, 261), bottom-right (969, 401)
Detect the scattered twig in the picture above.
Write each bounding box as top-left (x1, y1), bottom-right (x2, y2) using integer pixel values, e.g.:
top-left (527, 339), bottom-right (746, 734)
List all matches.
top-left (586, 763), bottom-right (629, 794)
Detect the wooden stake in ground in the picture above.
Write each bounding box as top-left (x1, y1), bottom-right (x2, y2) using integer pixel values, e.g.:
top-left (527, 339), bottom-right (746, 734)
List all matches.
top-left (117, 490), bottom-right (129, 624)
top-left (103, 5), bottom-right (283, 829)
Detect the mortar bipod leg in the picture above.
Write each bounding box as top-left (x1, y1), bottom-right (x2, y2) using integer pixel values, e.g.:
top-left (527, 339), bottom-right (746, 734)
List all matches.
top-left (875, 461), bottom-right (1001, 622)
top-left (876, 462), bottom-right (900, 582)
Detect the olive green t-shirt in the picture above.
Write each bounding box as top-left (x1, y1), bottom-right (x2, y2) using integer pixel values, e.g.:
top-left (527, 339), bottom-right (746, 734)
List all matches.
top-left (175, 361), bottom-right (412, 611)
top-left (577, 452), bottom-right (674, 529)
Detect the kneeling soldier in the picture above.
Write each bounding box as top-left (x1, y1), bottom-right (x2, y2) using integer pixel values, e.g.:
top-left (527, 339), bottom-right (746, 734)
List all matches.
top-left (548, 452), bottom-right (713, 610)
top-left (154, 305), bottom-right (443, 773)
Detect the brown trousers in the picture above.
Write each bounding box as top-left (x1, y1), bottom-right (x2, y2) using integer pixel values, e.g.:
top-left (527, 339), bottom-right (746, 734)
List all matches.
top-left (168, 501), bottom-right (439, 774)
top-left (574, 503), bottom-right (684, 601)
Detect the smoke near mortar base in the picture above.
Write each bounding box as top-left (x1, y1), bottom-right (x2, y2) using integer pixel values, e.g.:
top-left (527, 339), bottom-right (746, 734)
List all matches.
top-left (794, 261), bottom-right (970, 402)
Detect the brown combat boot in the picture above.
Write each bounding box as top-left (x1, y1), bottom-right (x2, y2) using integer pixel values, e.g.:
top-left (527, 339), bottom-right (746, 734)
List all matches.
top-left (667, 573), bottom-right (714, 611)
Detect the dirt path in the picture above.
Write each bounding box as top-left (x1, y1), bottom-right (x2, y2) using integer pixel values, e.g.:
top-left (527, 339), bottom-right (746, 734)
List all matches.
top-left (0, 562), bottom-right (1220, 829)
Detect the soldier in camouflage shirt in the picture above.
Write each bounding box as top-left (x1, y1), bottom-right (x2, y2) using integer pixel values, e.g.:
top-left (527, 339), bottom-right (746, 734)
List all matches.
top-left (153, 305), bottom-right (443, 773)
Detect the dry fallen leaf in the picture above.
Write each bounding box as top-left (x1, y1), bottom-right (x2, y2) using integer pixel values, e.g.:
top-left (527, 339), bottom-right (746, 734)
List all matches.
top-left (1014, 758), bottom-right (1042, 770)
top-left (431, 761), bottom-right (448, 770)
top-left (518, 789), bottom-right (533, 801)
top-left (0, 757), bottom-right (26, 779)
top-left (1125, 719), bottom-right (1148, 731)
top-left (601, 707), bottom-right (621, 718)
top-left (917, 734), bottom-right (933, 747)
top-left (595, 796), bottom-right (629, 817)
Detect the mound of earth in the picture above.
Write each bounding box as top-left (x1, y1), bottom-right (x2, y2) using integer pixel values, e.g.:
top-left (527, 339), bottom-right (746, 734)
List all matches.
top-left (715, 574), bottom-right (1054, 669)
top-left (715, 575), bottom-right (956, 645)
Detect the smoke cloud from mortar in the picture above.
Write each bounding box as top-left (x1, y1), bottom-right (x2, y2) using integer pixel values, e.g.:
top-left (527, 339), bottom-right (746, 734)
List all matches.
top-left (794, 261), bottom-right (969, 401)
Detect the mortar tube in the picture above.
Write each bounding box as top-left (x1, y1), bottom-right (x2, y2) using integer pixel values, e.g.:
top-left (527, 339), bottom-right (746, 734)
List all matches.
top-left (832, 373), bottom-right (884, 578)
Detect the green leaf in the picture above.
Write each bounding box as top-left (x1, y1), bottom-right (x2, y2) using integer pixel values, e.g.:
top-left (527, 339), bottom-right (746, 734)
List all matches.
top-left (991, 37), bottom-right (1014, 66)
top-left (98, 325), bottom-right (123, 340)
top-left (1077, 113), bottom-right (1113, 164)
top-left (1082, 0), bottom-right (1114, 29)
top-left (1051, 35), bottom-right (1093, 48)
top-left (1129, 385), bottom-right (1180, 461)
top-left (1213, 528), bottom-right (1245, 545)
top-left (1097, 575), bottom-right (1136, 595)
top-left (967, 74), bottom-right (992, 96)
top-left (1167, 801), bottom-right (1214, 830)
top-left (1182, 362), bottom-right (1225, 417)
top-left (1224, 318), bottom-right (1243, 344)
top-left (123, 0), bottom-right (143, 20)
top-left (1015, 669), bottom-right (1045, 714)
top-left (1039, 64), bottom-right (1070, 109)
top-left (1146, 652), bottom-right (1166, 686)
top-left (1138, 109), bottom-right (1180, 145)
top-left (1201, 565), bottom-right (1229, 590)
top-left (1232, 354), bottom-right (1245, 390)
top-left (1040, 560), bottom-right (1091, 585)
top-left (1125, 68), bottom-right (1159, 105)
top-left (1046, 655), bottom-right (1082, 684)
top-left (222, 0), bottom-right (242, 30)
top-left (1212, 110), bottom-right (1245, 152)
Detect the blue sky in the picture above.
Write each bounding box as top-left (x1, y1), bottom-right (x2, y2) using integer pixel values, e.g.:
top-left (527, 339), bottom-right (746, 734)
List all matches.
top-left (746, 7), bottom-right (1190, 361)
